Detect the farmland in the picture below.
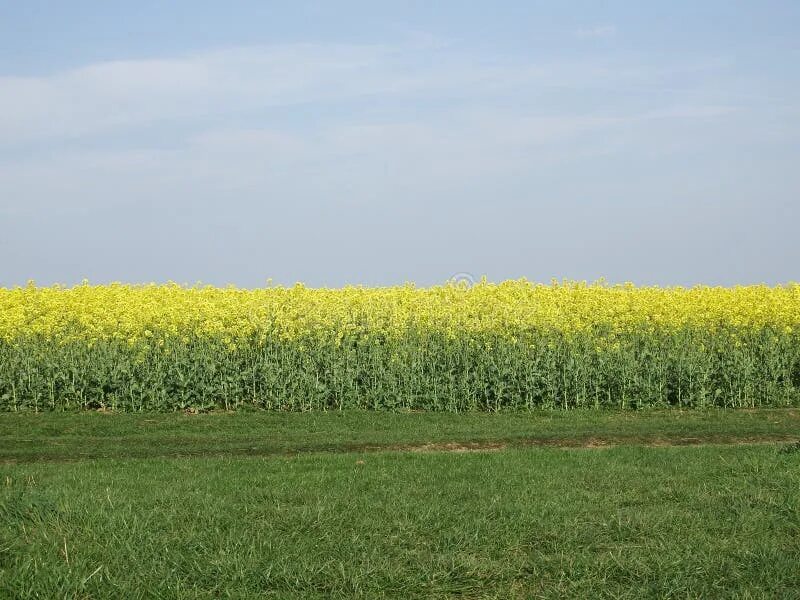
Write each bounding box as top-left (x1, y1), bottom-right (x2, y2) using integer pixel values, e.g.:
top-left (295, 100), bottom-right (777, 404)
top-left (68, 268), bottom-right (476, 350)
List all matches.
top-left (2, 282), bottom-right (800, 597)
top-left (2, 280), bottom-right (799, 411)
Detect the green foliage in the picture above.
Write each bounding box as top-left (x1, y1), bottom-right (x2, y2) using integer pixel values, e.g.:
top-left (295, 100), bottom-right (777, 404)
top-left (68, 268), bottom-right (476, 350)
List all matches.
top-left (1, 326), bottom-right (799, 411)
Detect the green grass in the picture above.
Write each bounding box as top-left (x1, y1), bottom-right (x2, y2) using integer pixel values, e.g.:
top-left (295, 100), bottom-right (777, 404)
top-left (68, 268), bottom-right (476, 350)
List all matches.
top-left (1, 408), bottom-right (798, 462)
top-left (2, 410), bottom-right (800, 598)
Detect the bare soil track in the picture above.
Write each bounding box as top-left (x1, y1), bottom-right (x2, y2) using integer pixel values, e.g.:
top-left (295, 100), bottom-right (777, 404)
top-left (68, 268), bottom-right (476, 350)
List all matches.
top-left (390, 434), bottom-right (800, 454)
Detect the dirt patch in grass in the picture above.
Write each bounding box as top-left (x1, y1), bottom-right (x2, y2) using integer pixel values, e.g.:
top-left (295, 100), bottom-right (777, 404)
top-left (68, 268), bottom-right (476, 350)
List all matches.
top-left (402, 441), bottom-right (508, 453)
top-left (380, 434), bottom-right (800, 454)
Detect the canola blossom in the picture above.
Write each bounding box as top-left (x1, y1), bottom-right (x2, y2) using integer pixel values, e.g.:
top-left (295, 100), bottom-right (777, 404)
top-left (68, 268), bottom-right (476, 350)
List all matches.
top-left (1, 280), bottom-right (799, 411)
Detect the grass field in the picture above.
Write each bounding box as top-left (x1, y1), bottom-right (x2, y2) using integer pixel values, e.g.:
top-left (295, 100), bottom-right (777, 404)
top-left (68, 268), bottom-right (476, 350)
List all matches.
top-left (2, 410), bottom-right (799, 598)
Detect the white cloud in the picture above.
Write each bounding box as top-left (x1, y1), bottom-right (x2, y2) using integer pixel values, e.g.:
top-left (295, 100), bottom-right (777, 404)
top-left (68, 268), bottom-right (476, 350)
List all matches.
top-left (0, 40), bottom-right (731, 148)
top-left (0, 42), bottom-right (560, 145)
top-left (0, 43), bottom-right (401, 143)
top-left (0, 40), bottom-right (747, 216)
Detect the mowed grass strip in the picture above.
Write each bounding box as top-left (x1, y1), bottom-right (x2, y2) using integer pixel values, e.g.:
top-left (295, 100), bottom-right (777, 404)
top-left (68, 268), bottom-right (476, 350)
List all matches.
top-left (1, 444), bottom-right (800, 599)
top-left (1, 408), bottom-right (798, 462)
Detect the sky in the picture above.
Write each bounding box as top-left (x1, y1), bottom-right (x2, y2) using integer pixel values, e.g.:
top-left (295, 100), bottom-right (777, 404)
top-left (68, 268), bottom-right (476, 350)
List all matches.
top-left (1, 1), bottom-right (798, 288)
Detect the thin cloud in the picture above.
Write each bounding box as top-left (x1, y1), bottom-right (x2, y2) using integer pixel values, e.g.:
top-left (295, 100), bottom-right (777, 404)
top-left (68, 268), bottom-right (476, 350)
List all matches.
top-left (574, 25), bottom-right (617, 39)
top-left (0, 40), bottom-right (730, 149)
top-left (0, 100), bottom-right (743, 216)
top-left (0, 40), bottom-right (752, 218)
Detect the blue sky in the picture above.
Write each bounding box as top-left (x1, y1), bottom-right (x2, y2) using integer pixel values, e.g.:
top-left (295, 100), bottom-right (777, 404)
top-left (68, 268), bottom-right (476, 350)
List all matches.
top-left (1, 1), bottom-right (798, 287)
